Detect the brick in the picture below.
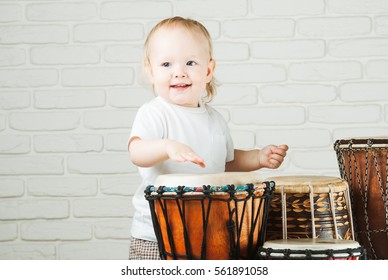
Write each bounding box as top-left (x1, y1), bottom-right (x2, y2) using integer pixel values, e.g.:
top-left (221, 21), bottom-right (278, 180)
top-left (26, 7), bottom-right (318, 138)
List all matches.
top-left (309, 105), bottom-right (381, 123)
top-left (231, 106), bottom-right (305, 125)
top-left (34, 89), bottom-right (105, 109)
top-left (0, 4), bottom-right (22, 22)
top-left (30, 46), bottom-right (100, 65)
top-left (94, 220), bottom-right (132, 239)
top-left (212, 85), bottom-right (258, 106)
top-left (176, 0), bottom-right (247, 18)
top-left (104, 44), bottom-right (142, 63)
top-left (106, 133), bottom-right (130, 152)
top-left (101, 1), bottom-right (172, 19)
top-left (9, 112), bottom-right (79, 131)
top-left (298, 17), bottom-right (371, 37)
top-left (217, 63), bottom-right (286, 84)
top-left (0, 114), bottom-right (5, 131)
top-left (0, 223), bottom-right (17, 241)
top-left (366, 60), bottom-right (388, 79)
top-left (59, 242), bottom-right (129, 260)
top-left (74, 23), bottom-right (143, 42)
top-left (333, 127), bottom-right (388, 141)
top-left (0, 156), bottom-right (63, 175)
top-left (0, 135), bottom-right (30, 154)
top-left (0, 244), bottom-right (56, 260)
top-left (67, 154), bottom-right (136, 174)
top-left (100, 175), bottom-right (141, 196)
top-left (108, 87), bottom-right (153, 108)
top-left (0, 69), bottom-right (58, 88)
top-left (340, 82), bottom-right (388, 102)
top-left (203, 20), bottom-right (221, 40)
top-left (376, 16), bottom-right (388, 35)
top-left (251, 40), bottom-right (325, 59)
top-left (0, 25), bottom-right (68, 44)
top-left (260, 84), bottom-right (336, 103)
top-left (0, 178), bottom-right (24, 198)
top-left (289, 61), bottom-right (362, 81)
top-left (329, 38), bottom-right (388, 57)
top-left (83, 110), bottom-right (137, 129)
top-left (62, 67), bottom-right (134, 87)
top-left (256, 128), bottom-right (332, 148)
top-left (34, 134), bottom-right (103, 153)
top-left (327, 0), bottom-right (388, 14)
top-left (385, 105), bottom-right (388, 123)
top-left (28, 177), bottom-right (97, 197)
top-left (21, 222), bottom-right (92, 241)
top-left (26, 2), bottom-right (97, 21)
top-left (230, 130), bottom-right (255, 149)
top-left (0, 91), bottom-right (30, 109)
top-left (213, 42), bottom-right (249, 61)
top-left (73, 197), bottom-right (133, 218)
top-left (292, 149), bottom-right (339, 170)
top-left (252, 0), bottom-right (324, 16)
top-left (224, 19), bottom-right (295, 38)
top-left (0, 199), bottom-right (69, 220)
top-left (0, 47), bottom-right (25, 66)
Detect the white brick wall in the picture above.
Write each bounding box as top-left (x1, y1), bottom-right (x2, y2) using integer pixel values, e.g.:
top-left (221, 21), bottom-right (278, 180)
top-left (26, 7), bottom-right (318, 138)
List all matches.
top-left (0, 0), bottom-right (387, 260)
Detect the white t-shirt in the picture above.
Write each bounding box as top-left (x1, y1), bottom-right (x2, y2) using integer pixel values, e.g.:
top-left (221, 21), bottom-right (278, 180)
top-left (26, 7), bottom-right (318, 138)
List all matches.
top-left (129, 96), bottom-right (234, 241)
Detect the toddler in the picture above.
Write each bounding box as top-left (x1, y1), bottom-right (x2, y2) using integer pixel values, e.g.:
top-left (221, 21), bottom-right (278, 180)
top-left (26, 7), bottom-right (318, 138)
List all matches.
top-left (128, 16), bottom-right (288, 260)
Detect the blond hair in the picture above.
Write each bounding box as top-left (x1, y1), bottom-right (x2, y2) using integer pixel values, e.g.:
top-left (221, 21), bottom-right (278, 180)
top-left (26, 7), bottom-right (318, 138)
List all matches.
top-left (143, 16), bottom-right (217, 102)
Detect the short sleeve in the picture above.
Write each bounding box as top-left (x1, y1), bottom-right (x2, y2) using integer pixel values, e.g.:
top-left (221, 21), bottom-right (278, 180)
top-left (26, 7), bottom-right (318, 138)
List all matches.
top-left (129, 103), bottom-right (165, 146)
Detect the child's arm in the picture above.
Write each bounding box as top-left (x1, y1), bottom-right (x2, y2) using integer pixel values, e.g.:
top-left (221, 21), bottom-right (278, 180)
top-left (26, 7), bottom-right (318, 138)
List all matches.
top-left (225, 144), bottom-right (288, 172)
top-left (129, 137), bottom-right (205, 168)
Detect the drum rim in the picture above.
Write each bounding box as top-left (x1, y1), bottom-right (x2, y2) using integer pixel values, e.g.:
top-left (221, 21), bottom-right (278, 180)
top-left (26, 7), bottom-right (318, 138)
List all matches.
top-left (261, 238), bottom-right (361, 250)
top-left (264, 175), bottom-right (348, 193)
top-left (334, 137), bottom-right (388, 148)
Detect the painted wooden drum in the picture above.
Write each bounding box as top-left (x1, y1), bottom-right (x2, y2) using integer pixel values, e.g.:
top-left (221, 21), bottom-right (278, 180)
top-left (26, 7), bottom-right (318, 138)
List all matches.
top-left (334, 138), bottom-right (388, 259)
top-left (256, 238), bottom-right (365, 260)
top-left (264, 176), bottom-right (354, 241)
top-left (145, 172), bottom-right (275, 260)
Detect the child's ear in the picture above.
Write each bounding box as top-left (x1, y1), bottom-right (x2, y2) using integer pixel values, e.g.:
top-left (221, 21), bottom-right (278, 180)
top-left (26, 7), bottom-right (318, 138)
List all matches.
top-left (206, 59), bottom-right (216, 83)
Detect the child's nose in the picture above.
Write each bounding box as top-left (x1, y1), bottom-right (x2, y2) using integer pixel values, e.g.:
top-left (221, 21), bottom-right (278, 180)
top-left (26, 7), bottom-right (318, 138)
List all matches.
top-left (174, 66), bottom-right (187, 78)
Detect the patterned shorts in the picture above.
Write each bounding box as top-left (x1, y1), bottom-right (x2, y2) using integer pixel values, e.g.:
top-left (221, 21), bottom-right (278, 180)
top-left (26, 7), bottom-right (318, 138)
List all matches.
top-left (129, 237), bottom-right (161, 260)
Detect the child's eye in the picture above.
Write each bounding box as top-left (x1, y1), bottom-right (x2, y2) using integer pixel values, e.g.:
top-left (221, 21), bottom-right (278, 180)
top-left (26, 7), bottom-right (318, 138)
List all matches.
top-left (161, 62), bottom-right (171, 67)
top-left (186, 61), bottom-right (197, 66)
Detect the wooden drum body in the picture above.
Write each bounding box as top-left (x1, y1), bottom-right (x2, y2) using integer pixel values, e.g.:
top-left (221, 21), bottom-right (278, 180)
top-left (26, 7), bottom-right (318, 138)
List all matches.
top-left (265, 176), bottom-right (354, 241)
top-left (334, 138), bottom-right (388, 259)
top-left (145, 172), bottom-right (274, 260)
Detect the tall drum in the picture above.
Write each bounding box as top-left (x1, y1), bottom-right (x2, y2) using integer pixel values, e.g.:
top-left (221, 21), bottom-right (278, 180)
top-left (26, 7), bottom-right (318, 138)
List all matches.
top-left (145, 172), bottom-right (274, 260)
top-left (334, 138), bottom-right (388, 259)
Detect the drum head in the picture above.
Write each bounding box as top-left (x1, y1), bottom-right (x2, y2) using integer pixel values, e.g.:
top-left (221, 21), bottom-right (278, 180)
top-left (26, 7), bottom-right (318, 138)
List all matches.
top-left (262, 238), bottom-right (360, 250)
top-left (264, 175), bottom-right (348, 193)
top-left (155, 172), bottom-right (262, 188)
top-left (335, 137), bottom-right (388, 148)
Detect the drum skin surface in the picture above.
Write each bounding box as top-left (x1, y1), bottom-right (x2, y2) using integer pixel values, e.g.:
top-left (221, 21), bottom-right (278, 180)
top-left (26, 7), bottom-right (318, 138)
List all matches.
top-left (256, 238), bottom-right (365, 260)
top-left (265, 175), bottom-right (354, 241)
top-left (334, 138), bottom-right (388, 260)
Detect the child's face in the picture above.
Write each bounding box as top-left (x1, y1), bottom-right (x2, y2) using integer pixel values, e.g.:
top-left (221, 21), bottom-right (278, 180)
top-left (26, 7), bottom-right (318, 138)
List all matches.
top-left (146, 26), bottom-right (215, 107)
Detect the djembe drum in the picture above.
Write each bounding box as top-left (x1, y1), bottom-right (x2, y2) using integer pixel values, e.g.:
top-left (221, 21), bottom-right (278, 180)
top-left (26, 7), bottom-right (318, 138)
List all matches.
top-left (265, 176), bottom-right (354, 241)
top-left (145, 172), bottom-right (275, 260)
top-left (334, 138), bottom-right (388, 259)
top-left (256, 238), bottom-right (366, 260)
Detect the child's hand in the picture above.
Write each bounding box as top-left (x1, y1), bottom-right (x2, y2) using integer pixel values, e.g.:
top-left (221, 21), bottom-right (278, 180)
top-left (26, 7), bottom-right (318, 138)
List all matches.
top-left (259, 144), bottom-right (288, 169)
top-left (166, 140), bottom-right (206, 168)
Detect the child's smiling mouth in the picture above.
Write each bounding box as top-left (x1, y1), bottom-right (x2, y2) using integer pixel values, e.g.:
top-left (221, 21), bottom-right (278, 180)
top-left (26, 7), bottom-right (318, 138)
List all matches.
top-left (170, 83), bottom-right (192, 90)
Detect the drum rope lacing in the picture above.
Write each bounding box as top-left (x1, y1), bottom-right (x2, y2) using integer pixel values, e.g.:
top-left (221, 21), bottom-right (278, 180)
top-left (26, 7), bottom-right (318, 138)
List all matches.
top-left (145, 182), bottom-right (275, 260)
